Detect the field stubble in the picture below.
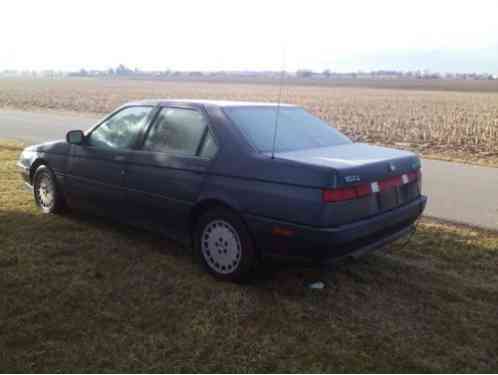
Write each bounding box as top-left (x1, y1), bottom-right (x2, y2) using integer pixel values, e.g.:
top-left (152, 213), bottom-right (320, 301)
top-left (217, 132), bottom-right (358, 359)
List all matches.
top-left (0, 78), bottom-right (497, 166)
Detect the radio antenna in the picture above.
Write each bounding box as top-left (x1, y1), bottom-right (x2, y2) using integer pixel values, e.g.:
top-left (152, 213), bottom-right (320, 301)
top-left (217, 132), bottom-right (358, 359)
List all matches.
top-left (271, 46), bottom-right (286, 159)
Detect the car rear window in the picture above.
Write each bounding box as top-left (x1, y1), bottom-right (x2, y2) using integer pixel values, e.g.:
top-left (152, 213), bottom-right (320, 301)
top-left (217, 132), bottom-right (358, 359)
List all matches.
top-left (224, 106), bottom-right (351, 153)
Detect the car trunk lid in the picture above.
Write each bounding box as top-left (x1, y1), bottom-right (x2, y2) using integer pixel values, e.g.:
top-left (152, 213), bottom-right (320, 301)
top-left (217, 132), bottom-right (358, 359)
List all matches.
top-left (274, 143), bottom-right (419, 185)
top-left (273, 143), bottom-right (422, 226)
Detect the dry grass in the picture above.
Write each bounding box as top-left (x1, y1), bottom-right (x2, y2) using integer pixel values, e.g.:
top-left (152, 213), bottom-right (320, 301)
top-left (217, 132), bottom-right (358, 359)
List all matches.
top-left (1, 77), bottom-right (498, 167)
top-left (1, 141), bottom-right (497, 372)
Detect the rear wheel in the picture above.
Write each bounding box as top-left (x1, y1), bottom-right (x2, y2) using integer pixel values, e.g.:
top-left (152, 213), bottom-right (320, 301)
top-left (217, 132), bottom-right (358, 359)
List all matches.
top-left (194, 208), bottom-right (258, 282)
top-left (33, 165), bottom-right (65, 214)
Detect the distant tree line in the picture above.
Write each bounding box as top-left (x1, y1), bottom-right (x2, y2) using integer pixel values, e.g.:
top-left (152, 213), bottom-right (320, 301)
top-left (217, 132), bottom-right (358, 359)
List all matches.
top-left (2, 64), bottom-right (497, 81)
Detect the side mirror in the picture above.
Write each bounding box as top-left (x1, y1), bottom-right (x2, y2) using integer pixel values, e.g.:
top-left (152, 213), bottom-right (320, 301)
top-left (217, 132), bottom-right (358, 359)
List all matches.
top-left (66, 130), bottom-right (85, 145)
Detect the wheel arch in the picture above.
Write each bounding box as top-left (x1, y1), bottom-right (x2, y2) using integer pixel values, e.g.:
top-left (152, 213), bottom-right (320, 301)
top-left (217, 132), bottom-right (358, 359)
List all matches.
top-left (188, 198), bottom-right (239, 235)
top-left (29, 158), bottom-right (49, 184)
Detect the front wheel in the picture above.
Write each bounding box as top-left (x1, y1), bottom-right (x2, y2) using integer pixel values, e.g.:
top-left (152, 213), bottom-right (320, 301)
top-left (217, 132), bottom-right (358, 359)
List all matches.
top-left (194, 208), bottom-right (258, 282)
top-left (33, 165), bottom-right (65, 214)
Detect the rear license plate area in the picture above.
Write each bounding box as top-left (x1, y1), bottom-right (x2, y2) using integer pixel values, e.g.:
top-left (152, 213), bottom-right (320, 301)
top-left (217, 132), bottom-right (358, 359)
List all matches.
top-left (378, 188), bottom-right (399, 211)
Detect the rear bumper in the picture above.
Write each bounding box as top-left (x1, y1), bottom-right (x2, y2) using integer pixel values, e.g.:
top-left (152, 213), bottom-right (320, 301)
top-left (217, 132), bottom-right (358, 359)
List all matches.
top-left (244, 195), bottom-right (427, 261)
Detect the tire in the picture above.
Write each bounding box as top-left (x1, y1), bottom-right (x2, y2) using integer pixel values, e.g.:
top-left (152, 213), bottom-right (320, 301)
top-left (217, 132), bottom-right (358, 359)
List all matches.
top-left (194, 207), bottom-right (258, 282)
top-left (33, 165), bottom-right (65, 214)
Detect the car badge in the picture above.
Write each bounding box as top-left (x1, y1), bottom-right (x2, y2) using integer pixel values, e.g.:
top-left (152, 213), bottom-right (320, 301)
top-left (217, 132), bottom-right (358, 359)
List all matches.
top-left (388, 163), bottom-right (396, 172)
top-left (344, 175), bottom-right (360, 183)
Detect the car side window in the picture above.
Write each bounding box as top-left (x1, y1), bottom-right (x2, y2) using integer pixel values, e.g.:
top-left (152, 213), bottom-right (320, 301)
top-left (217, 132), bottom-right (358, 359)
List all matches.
top-left (87, 106), bottom-right (153, 150)
top-left (199, 131), bottom-right (218, 159)
top-left (143, 107), bottom-right (207, 156)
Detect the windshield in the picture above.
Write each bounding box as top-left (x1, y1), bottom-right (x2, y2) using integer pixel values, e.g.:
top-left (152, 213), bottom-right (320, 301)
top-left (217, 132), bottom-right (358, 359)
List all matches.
top-left (224, 106), bottom-right (352, 153)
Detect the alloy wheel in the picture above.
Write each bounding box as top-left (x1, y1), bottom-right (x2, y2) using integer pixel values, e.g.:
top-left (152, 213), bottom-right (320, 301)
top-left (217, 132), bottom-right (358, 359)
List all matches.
top-left (201, 219), bottom-right (242, 274)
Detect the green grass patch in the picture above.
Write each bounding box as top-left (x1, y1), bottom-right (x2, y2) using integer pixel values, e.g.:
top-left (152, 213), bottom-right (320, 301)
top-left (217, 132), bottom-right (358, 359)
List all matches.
top-left (1, 141), bottom-right (497, 372)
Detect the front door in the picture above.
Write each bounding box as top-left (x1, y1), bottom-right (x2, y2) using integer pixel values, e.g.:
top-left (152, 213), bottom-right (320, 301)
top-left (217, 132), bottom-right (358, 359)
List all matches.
top-left (65, 105), bottom-right (155, 215)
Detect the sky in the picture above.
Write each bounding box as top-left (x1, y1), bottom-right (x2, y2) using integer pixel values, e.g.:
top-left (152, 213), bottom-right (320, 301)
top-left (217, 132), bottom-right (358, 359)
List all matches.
top-left (1, 0), bottom-right (498, 73)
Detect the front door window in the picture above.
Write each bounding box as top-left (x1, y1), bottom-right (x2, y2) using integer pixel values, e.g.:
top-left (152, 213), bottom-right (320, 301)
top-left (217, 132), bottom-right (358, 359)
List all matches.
top-left (88, 106), bottom-right (153, 150)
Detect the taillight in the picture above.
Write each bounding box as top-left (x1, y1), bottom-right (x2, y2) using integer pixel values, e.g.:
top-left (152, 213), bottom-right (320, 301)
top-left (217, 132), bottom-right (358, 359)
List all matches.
top-left (322, 168), bottom-right (422, 203)
top-left (322, 187), bottom-right (355, 202)
top-left (322, 183), bottom-right (372, 203)
top-left (378, 176), bottom-right (402, 191)
top-left (355, 183), bottom-right (371, 197)
top-left (406, 170), bottom-right (418, 183)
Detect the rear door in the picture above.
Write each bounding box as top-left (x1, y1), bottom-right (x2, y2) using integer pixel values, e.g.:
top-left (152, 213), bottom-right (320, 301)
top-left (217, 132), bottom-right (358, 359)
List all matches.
top-left (65, 105), bottom-right (155, 215)
top-left (125, 105), bottom-right (219, 239)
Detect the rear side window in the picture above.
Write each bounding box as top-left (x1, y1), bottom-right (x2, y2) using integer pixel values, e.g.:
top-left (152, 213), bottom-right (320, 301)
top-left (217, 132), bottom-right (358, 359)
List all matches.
top-left (199, 131), bottom-right (218, 159)
top-left (143, 107), bottom-right (207, 156)
top-left (88, 106), bottom-right (153, 150)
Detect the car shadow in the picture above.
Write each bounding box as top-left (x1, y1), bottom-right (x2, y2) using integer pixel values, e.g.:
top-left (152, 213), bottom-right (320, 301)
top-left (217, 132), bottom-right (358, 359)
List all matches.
top-left (0, 206), bottom-right (349, 284)
top-left (3, 207), bottom-right (495, 294)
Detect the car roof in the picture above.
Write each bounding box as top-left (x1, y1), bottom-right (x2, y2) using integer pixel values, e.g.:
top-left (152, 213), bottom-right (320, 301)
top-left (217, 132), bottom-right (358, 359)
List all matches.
top-left (125, 99), bottom-right (298, 108)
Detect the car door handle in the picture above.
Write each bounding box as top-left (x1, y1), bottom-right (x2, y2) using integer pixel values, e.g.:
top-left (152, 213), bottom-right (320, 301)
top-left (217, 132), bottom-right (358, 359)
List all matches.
top-left (114, 155), bottom-right (126, 162)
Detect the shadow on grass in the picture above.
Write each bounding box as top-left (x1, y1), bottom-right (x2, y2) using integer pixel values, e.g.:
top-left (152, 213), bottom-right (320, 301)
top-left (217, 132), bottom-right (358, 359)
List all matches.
top-left (60, 209), bottom-right (357, 288)
top-left (1, 207), bottom-right (497, 291)
top-left (2, 205), bottom-right (339, 269)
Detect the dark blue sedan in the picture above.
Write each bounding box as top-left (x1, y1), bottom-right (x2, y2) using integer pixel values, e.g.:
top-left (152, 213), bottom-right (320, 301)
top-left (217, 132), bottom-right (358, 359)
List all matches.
top-left (18, 99), bottom-right (427, 281)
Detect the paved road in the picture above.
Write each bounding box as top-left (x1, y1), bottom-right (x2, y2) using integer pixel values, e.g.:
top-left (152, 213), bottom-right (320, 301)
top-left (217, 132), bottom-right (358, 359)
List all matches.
top-left (0, 110), bottom-right (101, 144)
top-left (1, 109), bottom-right (497, 231)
